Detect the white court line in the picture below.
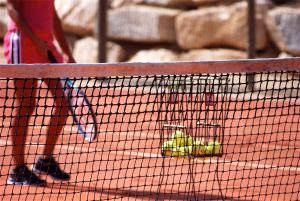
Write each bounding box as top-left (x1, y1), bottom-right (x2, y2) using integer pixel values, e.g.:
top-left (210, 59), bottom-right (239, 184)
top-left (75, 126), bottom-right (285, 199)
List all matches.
top-left (0, 139), bottom-right (299, 173)
top-left (95, 129), bottom-right (161, 139)
top-left (97, 129), bottom-right (300, 153)
top-left (0, 121), bottom-right (161, 139)
top-left (62, 126), bottom-right (300, 153)
top-left (1, 120), bottom-right (299, 156)
top-left (2, 121), bottom-right (300, 153)
top-left (2, 116), bottom-right (300, 153)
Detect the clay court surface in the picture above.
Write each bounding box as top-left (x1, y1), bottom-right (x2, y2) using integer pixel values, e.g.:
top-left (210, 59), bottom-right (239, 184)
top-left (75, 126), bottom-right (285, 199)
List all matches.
top-left (0, 79), bottom-right (299, 201)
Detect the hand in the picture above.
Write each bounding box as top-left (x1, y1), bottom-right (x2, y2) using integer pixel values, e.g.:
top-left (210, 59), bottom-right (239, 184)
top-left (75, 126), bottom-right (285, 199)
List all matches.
top-left (65, 54), bottom-right (76, 63)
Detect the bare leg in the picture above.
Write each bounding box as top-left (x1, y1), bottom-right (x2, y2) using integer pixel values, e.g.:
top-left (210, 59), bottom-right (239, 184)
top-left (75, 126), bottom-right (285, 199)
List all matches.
top-left (11, 79), bottom-right (37, 166)
top-left (42, 79), bottom-right (69, 157)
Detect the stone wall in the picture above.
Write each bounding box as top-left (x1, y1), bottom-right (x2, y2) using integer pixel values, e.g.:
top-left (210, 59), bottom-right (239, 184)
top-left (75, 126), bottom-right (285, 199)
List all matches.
top-left (0, 0), bottom-right (299, 64)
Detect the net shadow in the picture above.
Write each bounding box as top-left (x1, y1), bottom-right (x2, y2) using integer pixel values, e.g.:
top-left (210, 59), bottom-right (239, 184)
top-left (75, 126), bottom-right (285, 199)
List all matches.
top-left (49, 183), bottom-right (247, 201)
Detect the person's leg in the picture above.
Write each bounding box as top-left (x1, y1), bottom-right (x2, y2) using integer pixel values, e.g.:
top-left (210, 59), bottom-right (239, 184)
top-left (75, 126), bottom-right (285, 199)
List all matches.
top-left (5, 31), bottom-right (47, 186)
top-left (11, 79), bottom-right (37, 166)
top-left (42, 78), bottom-right (69, 157)
top-left (32, 78), bottom-right (70, 181)
top-left (8, 79), bottom-right (45, 186)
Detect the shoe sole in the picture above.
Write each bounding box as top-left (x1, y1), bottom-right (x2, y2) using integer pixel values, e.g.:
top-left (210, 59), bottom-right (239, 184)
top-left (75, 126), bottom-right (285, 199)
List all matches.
top-left (7, 178), bottom-right (29, 186)
top-left (32, 166), bottom-right (70, 181)
top-left (7, 178), bottom-right (46, 186)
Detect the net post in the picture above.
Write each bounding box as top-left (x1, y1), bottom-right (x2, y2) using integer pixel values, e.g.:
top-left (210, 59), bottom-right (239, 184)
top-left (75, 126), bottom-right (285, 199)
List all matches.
top-left (97, 0), bottom-right (108, 63)
top-left (247, 0), bottom-right (256, 91)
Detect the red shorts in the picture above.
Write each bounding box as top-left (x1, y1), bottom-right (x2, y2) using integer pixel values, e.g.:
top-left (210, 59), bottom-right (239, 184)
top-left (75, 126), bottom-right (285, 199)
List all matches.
top-left (4, 31), bottom-right (63, 64)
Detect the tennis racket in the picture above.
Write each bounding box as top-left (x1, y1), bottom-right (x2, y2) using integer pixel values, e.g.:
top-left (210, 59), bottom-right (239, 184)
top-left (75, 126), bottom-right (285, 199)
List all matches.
top-left (47, 50), bottom-right (98, 142)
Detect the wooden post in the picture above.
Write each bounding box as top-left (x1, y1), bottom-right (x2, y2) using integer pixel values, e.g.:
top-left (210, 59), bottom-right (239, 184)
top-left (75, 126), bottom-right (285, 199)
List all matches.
top-left (97, 0), bottom-right (108, 63)
top-left (247, 0), bottom-right (256, 91)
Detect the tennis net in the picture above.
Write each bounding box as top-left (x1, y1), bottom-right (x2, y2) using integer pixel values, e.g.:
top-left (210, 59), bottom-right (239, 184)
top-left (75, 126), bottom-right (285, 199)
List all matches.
top-left (0, 58), bottom-right (299, 201)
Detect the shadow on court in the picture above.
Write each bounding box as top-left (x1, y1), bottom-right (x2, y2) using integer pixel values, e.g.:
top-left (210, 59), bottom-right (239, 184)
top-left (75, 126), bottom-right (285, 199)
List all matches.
top-left (48, 183), bottom-right (248, 201)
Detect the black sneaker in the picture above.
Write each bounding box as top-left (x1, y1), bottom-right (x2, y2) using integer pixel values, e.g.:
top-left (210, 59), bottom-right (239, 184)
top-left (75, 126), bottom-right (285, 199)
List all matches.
top-left (32, 157), bottom-right (70, 181)
top-left (7, 165), bottom-right (46, 186)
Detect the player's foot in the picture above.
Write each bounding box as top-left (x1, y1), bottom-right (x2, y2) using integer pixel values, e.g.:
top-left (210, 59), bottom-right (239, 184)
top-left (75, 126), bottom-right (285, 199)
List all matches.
top-left (32, 157), bottom-right (70, 181)
top-left (7, 165), bottom-right (46, 186)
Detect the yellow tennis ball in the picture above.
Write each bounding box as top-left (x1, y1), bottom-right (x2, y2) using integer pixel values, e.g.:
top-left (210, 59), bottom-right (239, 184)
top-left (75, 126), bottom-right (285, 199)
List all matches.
top-left (172, 130), bottom-right (186, 146)
top-left (178, 146), bottom-right (187, 156)
top-left (193, 140), bottom-right (204, 146)
top-left (194, 144), bottom-right (206, 155)
top-left (171, 146), bottom-right (181, 157)
top-left (186, 136), bottom-right (194, 146)
top-left (162, 140), bottom-right (174, 151)
top-left (206, 141), bottom-right (221, 154)
top-left (186, 146), bottom-right (194, 155)
top-left (172, 130), bottom-right (185, 139)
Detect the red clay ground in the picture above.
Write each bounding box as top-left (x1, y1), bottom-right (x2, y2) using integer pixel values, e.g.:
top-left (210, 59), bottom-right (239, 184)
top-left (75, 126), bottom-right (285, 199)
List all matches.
top-left (0, 80), bottom-right (299, 201)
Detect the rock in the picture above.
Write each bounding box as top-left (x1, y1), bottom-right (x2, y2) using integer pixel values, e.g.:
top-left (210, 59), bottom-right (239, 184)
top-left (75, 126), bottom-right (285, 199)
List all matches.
top-left (283, 1), bottom-right (300, 8)
top-left (0, 0), bottom-right (6, 6)
top-left (109, 0), bottom-right (143, 8)
top-left (73, 37), bottom-right (126, 63)
top-left (108, 5), bottom-right (181, 43)
top-left (179, 48), bottom-right (247, 93)
top-left (55, 0), bottom-right (97, 36)
top-left (0, 7), bottom-right (8, 39)
top-left (176, 2), bottom-right (268, 50)
top-left (256, 0), bottom-right (273, 17)
top-left (266, 7), bottom-right (300, 56)
top-left (129, 48), bottom-right (178, 62)
top-left (257, 49), bottom-right (279, 59)
top-left (193, 0), bottom-right (271, 7)
top-left (179, 48), bottom-right (247, 61)
top-left (192, 0), bottom-right (218, 5)
top-left (192, 0), bottom-right (238, 6)
top-left (143, 0), bottom-right (194, 7)
top-left (127, 48), bottom-right (178, 87)
top-left (106, 41), bottom-right (127, 63)
top-left (271, 0), bottom-right (294, 5)
top-left (65, 34), bottom-right (79, 52)
top-left (55, 0), bottom-right (78, 18)
top-left (257, 0), bottom-right (272, 5)
top-left (278, 52), bottom-right (293, 58)
top-left (277, 52), bottom-right (299, 78)
top-left (0, 45), bottom-right (5, 64)
top-left (256, 43), bottom-right (280, 58)
top-left (110, 0), bottom-right (239, 8)
top-left (255, 72), bottom-right (298, 97)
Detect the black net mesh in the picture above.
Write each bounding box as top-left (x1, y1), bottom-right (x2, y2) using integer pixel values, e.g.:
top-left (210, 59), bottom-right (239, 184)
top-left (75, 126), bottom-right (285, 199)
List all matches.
top-left (0, 71), bottom-right (299, 200)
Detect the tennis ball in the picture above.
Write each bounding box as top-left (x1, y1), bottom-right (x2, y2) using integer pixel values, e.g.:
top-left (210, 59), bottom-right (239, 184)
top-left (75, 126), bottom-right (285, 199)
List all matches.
top-left (205, 141), bottom-right (221, 154)
top-left (194, 144), bottom-right (206, 155)
top-left (172, 130), bottom-right (187, 146)
top-left (186, 136), bottom-right (194, 146)
top-left (193, 140), bottom-right (204, 146)
top-left (178, 146), bottom-right (187, 156)
top-left (161, 140), bottom-right (174, 151)
top-left (185, 140), bottom-right (204, 156)
top-left (186, 146), bottom-right (194, 155)
top-left (171, 146), bottom-right (181, 157)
